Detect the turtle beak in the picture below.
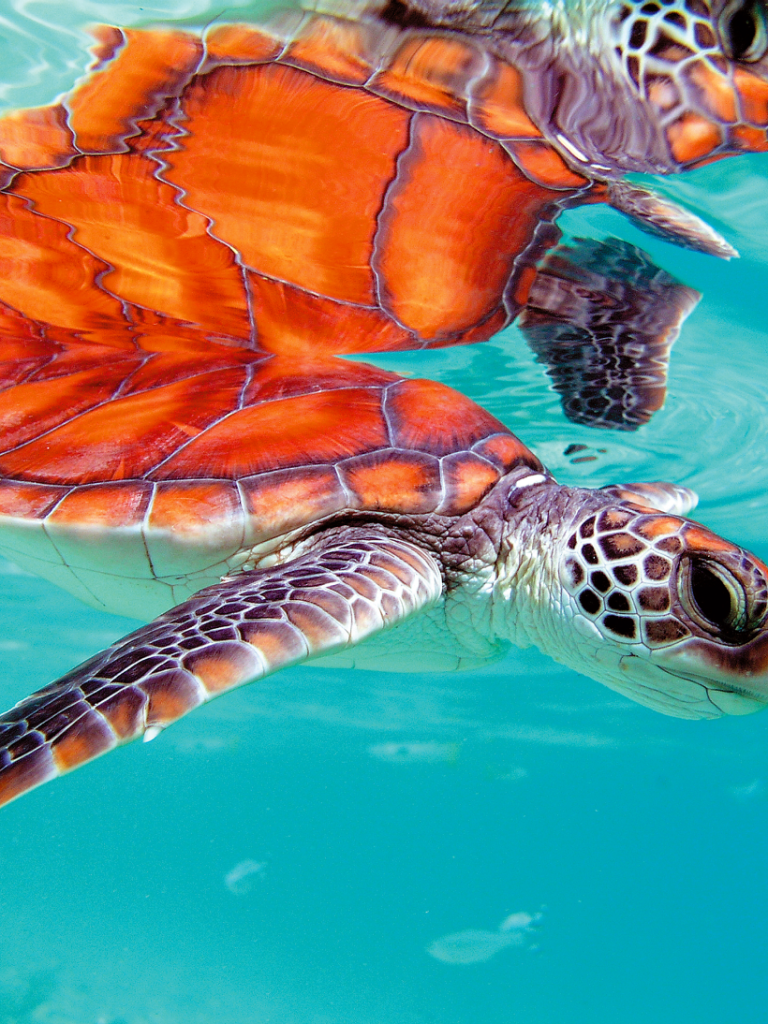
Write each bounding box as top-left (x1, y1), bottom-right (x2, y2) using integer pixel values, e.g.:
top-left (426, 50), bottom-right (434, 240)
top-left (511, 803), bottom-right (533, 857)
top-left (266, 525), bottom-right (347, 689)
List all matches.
top-left (654, 632), bottom-right (768, 715)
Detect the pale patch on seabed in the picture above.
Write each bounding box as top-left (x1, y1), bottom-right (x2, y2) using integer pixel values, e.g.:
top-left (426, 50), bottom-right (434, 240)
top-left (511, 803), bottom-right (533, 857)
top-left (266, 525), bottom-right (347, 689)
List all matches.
top-left (730, 778), bottom-right (765, 801)
top-left (482, 724), bottom-right (619, 748)
top-left (172, 733), bottom-right (232, 753)
top-left (427, 929), bottom-right (523, 965)
top-left (367, 742), bottom-right (532, 781)
top-left (0, 972), bottom-right (287, 1024)
top-left (482, 763), bottom-right (528, 782)
top-left (427, 911), bottom-right (544, 965)
top-left (0, 968), bottom-right (56, 1024)
top-left (0, 966), bottom-right (429, 1024)
top-left (367, 741), bottom-right (461, 764)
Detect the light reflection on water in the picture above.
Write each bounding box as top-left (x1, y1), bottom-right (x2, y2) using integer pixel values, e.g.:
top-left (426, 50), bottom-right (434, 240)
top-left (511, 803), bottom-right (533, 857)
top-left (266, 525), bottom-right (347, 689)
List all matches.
top-left (0, 0), bottom-right (278, 112)
top-left (0, 3), bottom-right (767, 1023)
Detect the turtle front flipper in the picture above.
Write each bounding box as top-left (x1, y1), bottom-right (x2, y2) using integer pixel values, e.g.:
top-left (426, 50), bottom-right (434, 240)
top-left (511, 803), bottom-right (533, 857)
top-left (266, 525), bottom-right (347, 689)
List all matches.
top-left (0, 528), bottom-right (442, 808)
top-left (606, 182), bottom-right (738, 260)
top-left (518, 238), bottom-right (699, 431)
top-left (599, 481), bottom-right (698, 516)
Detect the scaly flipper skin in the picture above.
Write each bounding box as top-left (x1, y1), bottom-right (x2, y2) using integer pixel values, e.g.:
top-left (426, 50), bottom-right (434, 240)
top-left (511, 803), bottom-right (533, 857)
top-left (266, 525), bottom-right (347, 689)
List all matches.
top-left (0, 528), bottom-right (441, 808)
top-left (606, 183), bottom-right (739, 259)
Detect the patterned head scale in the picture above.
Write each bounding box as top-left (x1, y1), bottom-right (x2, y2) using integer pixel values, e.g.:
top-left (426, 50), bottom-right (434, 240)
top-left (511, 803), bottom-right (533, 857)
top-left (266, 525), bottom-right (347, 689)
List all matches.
top-left (611, 0), bottom-right (768, 167)
top-left (559, 493), bottom-right (768, 717)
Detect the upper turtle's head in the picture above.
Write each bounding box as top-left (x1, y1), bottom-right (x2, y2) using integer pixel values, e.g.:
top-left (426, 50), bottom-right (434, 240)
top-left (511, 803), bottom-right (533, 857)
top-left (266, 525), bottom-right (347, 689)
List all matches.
top-left (364, 0), bottom-right (768, 175)
top-left (600, 0), bottom-right (768, 169)
top-left (548, 487), bottom-right (768, 717)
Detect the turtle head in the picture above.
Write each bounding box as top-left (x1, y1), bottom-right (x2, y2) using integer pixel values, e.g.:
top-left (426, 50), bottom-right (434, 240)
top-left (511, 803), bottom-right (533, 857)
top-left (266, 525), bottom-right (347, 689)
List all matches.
top-left (519, 0), bottom-right (768, 174)
top-left (367, 0), bottom-right (768, 175)
top-left (604, 0), bottom-right (768, 169)
top-left (549, 489), bottom-right (768, 717)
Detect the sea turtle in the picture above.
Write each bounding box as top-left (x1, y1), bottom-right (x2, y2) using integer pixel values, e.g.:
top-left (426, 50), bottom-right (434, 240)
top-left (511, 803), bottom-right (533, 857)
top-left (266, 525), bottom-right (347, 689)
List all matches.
top-left (0, 0), bottom-right (764, 429)
top-left (1, 0), bottom-right (768, 808)
top-left (4, 389), bottom-right (768, 809)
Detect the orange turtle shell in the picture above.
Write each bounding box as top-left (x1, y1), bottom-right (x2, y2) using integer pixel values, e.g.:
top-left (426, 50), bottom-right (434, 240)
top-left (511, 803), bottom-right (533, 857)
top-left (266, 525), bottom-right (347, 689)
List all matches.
top-left (0, 14), bottom-right (582, 612)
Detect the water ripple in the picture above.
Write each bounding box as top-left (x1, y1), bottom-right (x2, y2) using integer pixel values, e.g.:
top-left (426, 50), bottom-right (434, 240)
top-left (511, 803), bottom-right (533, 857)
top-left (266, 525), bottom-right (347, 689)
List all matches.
top-left (0, 0), bottom-right (275, 112)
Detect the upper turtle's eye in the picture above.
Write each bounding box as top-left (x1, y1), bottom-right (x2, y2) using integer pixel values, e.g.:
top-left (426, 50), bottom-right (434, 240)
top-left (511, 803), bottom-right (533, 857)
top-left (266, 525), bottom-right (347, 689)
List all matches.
top-left (719, 0), bottom-right (768, 61)
top-left (679, 557), bottom-right (751, 635)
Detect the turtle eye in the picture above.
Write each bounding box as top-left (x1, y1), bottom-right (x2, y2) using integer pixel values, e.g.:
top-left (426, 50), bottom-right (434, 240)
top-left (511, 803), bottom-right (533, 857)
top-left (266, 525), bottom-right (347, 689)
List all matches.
top-left (719, 0), bottom-right (768, 62)
top-left (679, 557), bottom-right (750, 634)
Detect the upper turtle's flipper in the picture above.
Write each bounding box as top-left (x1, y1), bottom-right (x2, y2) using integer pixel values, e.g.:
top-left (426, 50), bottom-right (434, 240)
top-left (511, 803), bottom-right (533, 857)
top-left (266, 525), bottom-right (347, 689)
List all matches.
top-left (518, 237), bottom-right (699, 431)
top-left (606, 182), bottom-right (738, 261)
top-left (0, 528), bottom-right (441, 808)
top-left (599, 481), bottom-right (698, 516)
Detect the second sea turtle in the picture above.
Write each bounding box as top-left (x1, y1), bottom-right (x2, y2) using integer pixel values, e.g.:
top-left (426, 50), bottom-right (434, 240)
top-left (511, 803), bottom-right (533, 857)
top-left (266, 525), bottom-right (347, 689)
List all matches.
top-left (0, 0), bottom-right (764, 428)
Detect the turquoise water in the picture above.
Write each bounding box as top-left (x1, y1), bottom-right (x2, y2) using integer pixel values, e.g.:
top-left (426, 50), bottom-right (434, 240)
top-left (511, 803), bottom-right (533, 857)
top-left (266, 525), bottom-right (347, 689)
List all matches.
top-left (1, 3), bottom-right (768, 1022)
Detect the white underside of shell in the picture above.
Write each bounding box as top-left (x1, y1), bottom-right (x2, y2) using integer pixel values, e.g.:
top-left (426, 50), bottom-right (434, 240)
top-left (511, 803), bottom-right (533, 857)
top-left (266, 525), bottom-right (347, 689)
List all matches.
top-left (0, 515), bottom-right (282, 620)
top-left (312, 586), bottom-right (504, 674)
top-left (0, 511), bottom-right (512, 678)
top-left (2, 494), bottom-right (764, 723)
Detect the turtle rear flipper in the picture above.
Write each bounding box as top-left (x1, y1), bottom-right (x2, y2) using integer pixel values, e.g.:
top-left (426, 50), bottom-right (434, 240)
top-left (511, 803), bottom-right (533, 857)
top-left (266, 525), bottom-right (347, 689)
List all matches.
top-left (518, 237), bottom-right (700, 431)
top-left (0, 528), bottom-right (441, 808)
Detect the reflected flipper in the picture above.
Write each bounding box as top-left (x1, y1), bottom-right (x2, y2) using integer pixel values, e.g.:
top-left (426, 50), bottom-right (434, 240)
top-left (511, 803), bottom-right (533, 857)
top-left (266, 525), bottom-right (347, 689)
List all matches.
top-left (0, 528), bottom-right (441, 808)
top-left (518, 238), bottom-right (700, 431)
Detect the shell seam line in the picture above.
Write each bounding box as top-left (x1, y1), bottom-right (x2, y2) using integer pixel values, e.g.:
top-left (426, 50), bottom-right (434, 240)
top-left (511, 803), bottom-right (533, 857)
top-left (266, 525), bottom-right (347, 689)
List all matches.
top-left (142, 381), bottom-right (391, 478)
top-left (141, 100), bottom-right (258, 348)
top-left (0, 365), bottom-right (251, 460)
top-left (500, 201), bottom-right (568, 323)
top-left (2, 194), bottom-right (131, 324)
top-left (369, 110), bottom-right (418, 333)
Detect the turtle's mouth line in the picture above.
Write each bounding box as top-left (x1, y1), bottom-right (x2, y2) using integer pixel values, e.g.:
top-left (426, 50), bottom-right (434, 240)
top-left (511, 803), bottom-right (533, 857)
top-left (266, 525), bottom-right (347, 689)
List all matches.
top-left (658, 665), bottom-right (768, 706)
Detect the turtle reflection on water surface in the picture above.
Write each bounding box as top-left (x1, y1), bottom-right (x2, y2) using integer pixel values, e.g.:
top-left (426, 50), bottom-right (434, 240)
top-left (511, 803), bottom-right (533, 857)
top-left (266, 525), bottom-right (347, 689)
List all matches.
top-left (2, 0), bottom-right (768, 807)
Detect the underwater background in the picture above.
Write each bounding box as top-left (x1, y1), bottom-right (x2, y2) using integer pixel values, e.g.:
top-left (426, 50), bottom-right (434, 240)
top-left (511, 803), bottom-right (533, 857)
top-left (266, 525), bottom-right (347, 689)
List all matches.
top-left (1, 1), bottom-right (768, 1021)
